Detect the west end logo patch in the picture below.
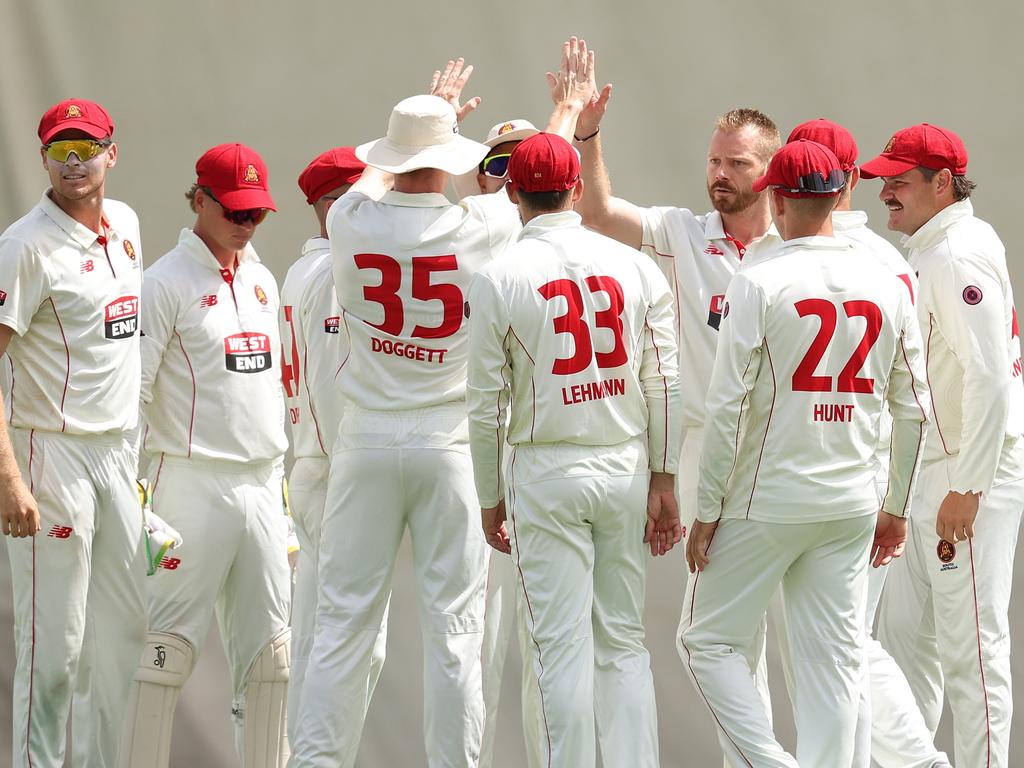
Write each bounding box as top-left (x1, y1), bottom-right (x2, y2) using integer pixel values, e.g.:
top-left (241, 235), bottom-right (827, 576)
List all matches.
top-left (707, 294), bottom-right (726, 330)
top-left (104, 295), bottom-right (139, 339)
top-left (324, 316), bottom-right (340, 334)
top-left (224, 332), bottom-right (271, 373)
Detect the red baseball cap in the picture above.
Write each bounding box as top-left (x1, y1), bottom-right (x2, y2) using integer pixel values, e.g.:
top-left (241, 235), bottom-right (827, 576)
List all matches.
top-left (297, 147), bottom-right (366, 205)
top-left (196, 143), bottom-right (276, 211)
top-left (38, 99), bottom-right (114, 144)
top-left (859, 124), bottom-right (968, 179)
top-left (787, 119), bottom-right (857, 172)
top-left (507, 133), bottom-right (580, 193)
top-left (752, 139), bottom-right (845, 199)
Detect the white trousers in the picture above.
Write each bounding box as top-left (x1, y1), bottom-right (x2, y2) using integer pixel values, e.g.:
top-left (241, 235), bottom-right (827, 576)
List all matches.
top-left (679, 515), bottom-right (874, 768)
top-left (507, 438), bottom-right (659, 768)
top-left (286, 456), bottom-right (387, 748)
top-left (7, 427), bottom-right (147, 768)
top-left (479, 549), bottom-right (545, 768)
top-left (879, 456), bottom-right (1024, 768)
top-left (146, 456), bottom-right (291, 719)
top-left (290, 403), bottom-right (488, 768)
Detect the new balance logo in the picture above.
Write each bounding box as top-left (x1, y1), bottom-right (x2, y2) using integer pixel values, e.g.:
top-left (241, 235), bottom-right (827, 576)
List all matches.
top-left (159, 557), bottom-right (181, 570)
top-left (200, 295), bottom-right (218, 308)
top-left (47, 525), bottom-right (73, 539)
top-left (704, 244), bottom-right (725, 256)
top-left (80, 260), bottom-right (94, 274)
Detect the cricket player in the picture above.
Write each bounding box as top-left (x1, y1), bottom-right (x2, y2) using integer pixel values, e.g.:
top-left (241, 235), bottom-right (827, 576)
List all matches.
top-left (863, 124), bottom-right (1024, 768)
top-left (120, 143), bottom-right (291, 767)
top-left (289, 76), bottom-right (522, 766)
top-left (282, 146), bottom-right (391, 746)
top-left (678, 139), bottom-right (930, 768)
top-left (0, 98), bottom-right (147, 768)
top-left (466, 132), bottom-right (680, 767)
top-left (452, 117), bottom-right (539, 200)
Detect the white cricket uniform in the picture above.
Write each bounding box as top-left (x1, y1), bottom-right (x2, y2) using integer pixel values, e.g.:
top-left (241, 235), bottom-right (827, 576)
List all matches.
top-left (878, 199), bottom-right (1024, 768)
top-left (0, 192), bottom-right (147, 768)
top-left (133, 229), bottom-right (290, 763)
top-left (678, 236), bottom-right (930, 768)
top-left (291, 189), bottom-right (519, 768)
top-left (467, 210), bottom-right (679, 768)
top-left (639, 206), bottom-right (781, 507)
top-left (279, 236), bottom-right (386, 746)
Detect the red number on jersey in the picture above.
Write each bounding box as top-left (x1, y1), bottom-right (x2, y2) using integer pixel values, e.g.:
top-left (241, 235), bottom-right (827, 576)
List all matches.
top-left (792, 298), bottom-right (883, 393)
top-left (539, 276), bottom-right (627, 375)
top-left (354, 253), bottom-right (463, 339)
top-left (281, 305), bottom-right (301, 398)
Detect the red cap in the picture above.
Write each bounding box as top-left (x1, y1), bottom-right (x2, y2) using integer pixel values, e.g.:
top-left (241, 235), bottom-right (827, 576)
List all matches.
top-left (860, 124), bottom-right (968, 179)
top-left (507, 133), bottom-right (580, 193)
top-left (196, 143), bottom-right (276, 211)
top-left (787, 119), bottom-right (857, 172)
top-left (752, 139), bottom-right (845, 198)
top-left (297, 147), bottom-right (366, 205)
top-left (38, 99), bottom-right (114, 144)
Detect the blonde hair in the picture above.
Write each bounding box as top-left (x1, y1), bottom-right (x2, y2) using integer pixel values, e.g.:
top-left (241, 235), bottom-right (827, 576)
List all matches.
top-left (715, 108), bottom-right (781, 162)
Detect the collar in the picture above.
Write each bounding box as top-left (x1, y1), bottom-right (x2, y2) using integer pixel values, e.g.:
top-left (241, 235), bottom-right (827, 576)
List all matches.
top-left (780, 234), bottom-right (852, 252)
top-left (704, 209), bottom-right (780, 249)
top-left (380, 191), bottom-right (452, 208)
top-left (301, 237), bottom-right (330, 257)
top-left (903, 199), bottom-right (974, 253)
top-left (178, 228), bottom-right (260, 272)
top-left (518, 210), bottom-right (581, 240)
top-left (39, 191), bottom-right (113, 249)
top-left (830, 210), bottom-right (868, 233)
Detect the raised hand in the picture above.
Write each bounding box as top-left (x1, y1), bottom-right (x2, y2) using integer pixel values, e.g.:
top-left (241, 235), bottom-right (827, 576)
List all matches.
top-left (429, 57), bottom-right (481, 123)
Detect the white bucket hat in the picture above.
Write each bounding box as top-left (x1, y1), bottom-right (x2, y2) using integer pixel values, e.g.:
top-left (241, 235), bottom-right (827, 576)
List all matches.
top-left (483, 118), bottom-right (540, 148)
top-left (356, 95), bottom-right (489, 175)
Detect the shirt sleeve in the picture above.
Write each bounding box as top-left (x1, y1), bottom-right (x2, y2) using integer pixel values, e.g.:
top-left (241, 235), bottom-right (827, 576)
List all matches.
top-left (931, 253), bottom-right (1010, 493)
top-left (697, 273), bottom-right (766, 523)
top-left (638, 266), bottom-right (680, 474)
top-left (882, 293), bottom-right (931, 517)
top-left (0, 236), bottom-right (49, 336)
top-left (466, 272), bottom-right (513, 508)
top-left (139, 274), bottom-right (178, 407)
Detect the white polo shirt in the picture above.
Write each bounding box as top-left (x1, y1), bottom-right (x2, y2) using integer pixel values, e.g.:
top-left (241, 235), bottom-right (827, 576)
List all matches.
top-left (640, 206), bottom-right (782, 428)
top-left (0, 192), bottom-right (142, 434)
top-left (140, 229), bottom-right (287, 464)
top-left (698, 236), bottom-right (929, 524)
top-left (280, 237), bottom-right (347, 458)
top-left (329, 188), bottom-right (519, 411)
top-left (904, 200), bottom-right (1024, 493)
top-left (467, 211), bottom-right (680, 508)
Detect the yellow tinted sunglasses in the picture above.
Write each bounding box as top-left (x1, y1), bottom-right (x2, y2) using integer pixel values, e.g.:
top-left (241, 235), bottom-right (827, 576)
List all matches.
top-left (43, 139), bottom-right (111, 163)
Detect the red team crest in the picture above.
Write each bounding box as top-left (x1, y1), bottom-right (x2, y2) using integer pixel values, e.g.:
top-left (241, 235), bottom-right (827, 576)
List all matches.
top-left (937, 539), bottom-right (956, 563)
top-left (243, 164), bottom-right (260, 183)
top-left (64, 104), bottom-right (82, 119)
top-left (123, 240), bottom-right (137, 261)
top-left (254, 285), bottom-right (268, 305)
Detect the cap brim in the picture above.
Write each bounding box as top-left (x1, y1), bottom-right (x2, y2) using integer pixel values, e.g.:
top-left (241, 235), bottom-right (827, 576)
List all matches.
top-left (751, 175), bottom-right (771, 193)
top-left (40, 120), bottom-right (110, 144)
top-left (210, 187), bottom-right (277, 212)
top-left (484, 127), bottom-right (540, 148)
top-left (356, 135), bottom-right (488, 175)
top-left (858, 155), bottom-right (917, 180)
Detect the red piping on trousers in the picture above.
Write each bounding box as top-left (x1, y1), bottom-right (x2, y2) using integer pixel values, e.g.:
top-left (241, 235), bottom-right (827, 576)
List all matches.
top-left (968, 539), bottom-right (992, 766)
top-left (506, 451), bottom-right (553, 766)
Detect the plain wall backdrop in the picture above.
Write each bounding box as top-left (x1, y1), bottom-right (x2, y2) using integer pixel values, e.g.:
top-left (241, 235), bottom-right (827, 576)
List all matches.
top-left (1, 1), bottom-right (1022, 765)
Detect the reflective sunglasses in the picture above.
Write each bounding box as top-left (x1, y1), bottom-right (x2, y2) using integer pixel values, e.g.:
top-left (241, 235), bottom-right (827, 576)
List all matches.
top-left (480, 153), bottom-right (512, 179)
top-left (43, 139), bottom-right (111, 163)
top-left (202, 188), bottom-right (270, 225)
top-left (775, 169), bottom-right (846, 195)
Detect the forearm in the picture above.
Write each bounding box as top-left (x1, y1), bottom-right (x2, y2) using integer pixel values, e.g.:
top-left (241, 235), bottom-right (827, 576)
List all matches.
top-left (953, 376), bottom-right (1010, 493)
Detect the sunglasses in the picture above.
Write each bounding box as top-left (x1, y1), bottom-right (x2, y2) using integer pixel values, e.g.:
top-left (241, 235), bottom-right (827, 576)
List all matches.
top-left (775, 169), bottom-right (846, 195)
top-left (43, 139), bottom-right (111, 163)
top-left (480, 153), bottom-right (512, 179)
top-left (202, 188), bottom-right (270, 225)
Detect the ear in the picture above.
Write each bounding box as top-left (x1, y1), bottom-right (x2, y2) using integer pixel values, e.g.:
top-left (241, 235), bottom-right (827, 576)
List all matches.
top-left (934, 168), bottom-right (953, 197)
top-left (848, 166), bottom-right (860, 192)
top-left (505, 181), bottom-right (519, 205)
top-left (477, 172), bottom-right (487, 194)
top-left (105, 142), bottom-right (117, 169)
top-left (571, 178), bottom-right (585, 205)
top-left (40, 146), bottom-right (49, 171)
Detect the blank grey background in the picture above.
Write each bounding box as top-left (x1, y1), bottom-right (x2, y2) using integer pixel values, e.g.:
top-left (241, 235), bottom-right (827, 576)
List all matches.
top-left (1, 1), bottom-right (1021, 765)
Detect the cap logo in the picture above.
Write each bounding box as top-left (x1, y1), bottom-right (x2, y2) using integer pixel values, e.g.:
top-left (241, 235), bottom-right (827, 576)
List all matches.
top-left (243, 164), bottom-right (260, 184)
top-left (937, 539), bottom-right (956, 563)
top-left (883, 136), bottom-right (896, 154)
top-left (254, 285), bottom-right (268, 305)
top-left (498, 122), bottom-right (515, 135)
top-left (64, 105), bottom-right (83, 119)
top-left (123, 240), bottom-right (136, 261)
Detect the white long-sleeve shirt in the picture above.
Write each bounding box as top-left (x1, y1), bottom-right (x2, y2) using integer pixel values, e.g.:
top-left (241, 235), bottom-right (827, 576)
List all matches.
top-left (329, 189), bottom-right (519, 411)
top-left (280, 237), bottom-right (347, 458)
top-left (641, 206), bottom-right (782, 429)
top-left (905, 200), bottom-right (1024, 493)
top-left (140, 229), bottom-right (287, 464)
top-left (467, 211), bottom-right (680, 508)
top-left (0, 194), bottom-right (142, 434)
top-left (698, 235), bottom-right (930, 524)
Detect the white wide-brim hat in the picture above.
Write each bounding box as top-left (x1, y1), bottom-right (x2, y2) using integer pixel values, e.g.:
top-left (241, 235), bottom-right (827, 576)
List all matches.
top-left (356, 95), bottom-right (489, 175)
top-left (483, 118), bottom-right (540, 148)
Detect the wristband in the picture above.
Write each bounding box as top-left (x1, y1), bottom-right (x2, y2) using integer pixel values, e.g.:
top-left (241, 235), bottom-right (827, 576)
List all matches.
top-left (574, 127), bottom-right (600, 142)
